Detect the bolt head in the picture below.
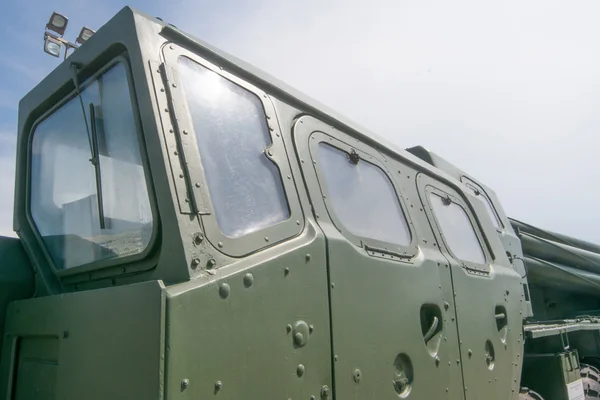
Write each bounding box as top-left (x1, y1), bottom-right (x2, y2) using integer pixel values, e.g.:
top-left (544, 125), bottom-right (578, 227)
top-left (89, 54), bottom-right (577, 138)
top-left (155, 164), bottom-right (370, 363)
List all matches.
top-left (181, 379), bottom-right (189, 391)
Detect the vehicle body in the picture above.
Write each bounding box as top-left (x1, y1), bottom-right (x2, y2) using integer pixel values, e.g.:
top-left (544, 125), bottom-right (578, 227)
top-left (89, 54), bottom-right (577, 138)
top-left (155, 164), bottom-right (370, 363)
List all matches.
top-left (0, 7), bottom-right (598, 399)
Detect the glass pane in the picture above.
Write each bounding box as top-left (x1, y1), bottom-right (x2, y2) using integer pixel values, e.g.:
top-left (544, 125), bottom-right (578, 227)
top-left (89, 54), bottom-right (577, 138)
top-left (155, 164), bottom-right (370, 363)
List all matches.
top-left (178, 56), bottom-right (289, 238)
top-left (429, 192), bottom-right (485, 264)
top-left (31, 62), bottom-right (153, 269)
top-left (465, 184), bottom-right (501, 229)
top-left (317, 143), bottom-right (411, 246)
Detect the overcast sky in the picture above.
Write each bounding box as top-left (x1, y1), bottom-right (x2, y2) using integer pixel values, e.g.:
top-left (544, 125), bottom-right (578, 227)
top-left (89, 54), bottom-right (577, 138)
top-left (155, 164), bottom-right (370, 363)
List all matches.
top-left (1, 0), bottom-right (599, 243)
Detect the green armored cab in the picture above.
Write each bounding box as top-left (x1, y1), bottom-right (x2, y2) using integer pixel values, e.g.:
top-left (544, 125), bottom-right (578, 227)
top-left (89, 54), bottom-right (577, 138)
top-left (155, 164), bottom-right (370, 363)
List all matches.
top-left (1, 7), bottom-right (599, 400)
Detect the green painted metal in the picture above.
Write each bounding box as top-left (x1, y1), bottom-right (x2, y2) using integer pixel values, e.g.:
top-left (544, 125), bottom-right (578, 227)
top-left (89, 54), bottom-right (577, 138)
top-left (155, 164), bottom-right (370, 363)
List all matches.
top-left (0, 281), bottom-right (165, 399)
top-left (0, 237), bottom-right (34, 358)
top-left (2, 6), bottom-right (600, 400)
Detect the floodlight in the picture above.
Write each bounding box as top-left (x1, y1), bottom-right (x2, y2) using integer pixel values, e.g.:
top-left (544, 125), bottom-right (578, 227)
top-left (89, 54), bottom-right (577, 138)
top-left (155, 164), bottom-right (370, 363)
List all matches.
top-left (76, 27), bottom-right (95, 45)
top-left (46, 12), bottom-right (69, 37)
top-left (44, 34), bottom-right (62, 58)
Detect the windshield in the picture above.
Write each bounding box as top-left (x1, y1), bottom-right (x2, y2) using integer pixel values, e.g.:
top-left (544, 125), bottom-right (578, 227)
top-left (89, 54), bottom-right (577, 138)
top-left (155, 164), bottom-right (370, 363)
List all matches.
top-left (30, 62), bottom-right (153, 269)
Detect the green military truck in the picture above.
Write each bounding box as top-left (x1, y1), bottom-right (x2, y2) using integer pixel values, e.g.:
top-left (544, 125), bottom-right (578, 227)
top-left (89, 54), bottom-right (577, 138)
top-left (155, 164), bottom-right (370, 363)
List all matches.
top-left (1, 7), bottom-right (599, 399)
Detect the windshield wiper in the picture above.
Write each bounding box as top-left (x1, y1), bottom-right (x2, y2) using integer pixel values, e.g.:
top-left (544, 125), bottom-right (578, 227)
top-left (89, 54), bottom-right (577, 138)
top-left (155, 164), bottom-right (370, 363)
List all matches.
top-left (69, 62), bottom-right (106, 230)
top-left (89, 103), bottom-right (106, 229)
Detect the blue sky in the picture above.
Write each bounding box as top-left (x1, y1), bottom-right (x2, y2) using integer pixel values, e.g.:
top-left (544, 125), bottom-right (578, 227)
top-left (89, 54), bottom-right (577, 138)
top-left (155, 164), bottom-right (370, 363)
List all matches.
top-left (2, 0), bottom-right (600, 243)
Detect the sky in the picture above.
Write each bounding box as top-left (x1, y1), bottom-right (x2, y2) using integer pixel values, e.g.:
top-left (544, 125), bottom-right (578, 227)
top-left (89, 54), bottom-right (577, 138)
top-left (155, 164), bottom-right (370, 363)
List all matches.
top-left (1, 0), bottom-right (599, 243)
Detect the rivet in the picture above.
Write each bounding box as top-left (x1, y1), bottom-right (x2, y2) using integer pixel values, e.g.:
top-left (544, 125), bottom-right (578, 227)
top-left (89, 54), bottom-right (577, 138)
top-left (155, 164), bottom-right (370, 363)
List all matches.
top-left (214, 381), bottom-right (222, 392)
top-left (296, 364), bottom-right (305, 377)
top-left (191, 257), bottom-right (201, 269)
top-left (321, 386), bottom-right (330, 399)
top-left (353, 369), bottom-right (361, 383)
top-left (296, 220), bottom-right (301, 225)
top-left (444, 302), bottom-right (450, 310)
top-left (219, 283), bottom-right (230, 299)
top-left (267, 149), bottom-right (273, 156)
top-left (181, 378), bottom-right (189, 391)
top-left (331, 283), bottom-right (335, 289)
top-left (207, 259), bottom-right (216, 269)
top-left (310, 396), bottom-right (316, 400)
top-left (174, 151), bottom-right (178, 155)
top-left (468, 349), bottom-right (473, 357)
top-left (160, 88), bottom-right (165, 92)
top-left (183, 129), bottom-right (188, 135)
top-left (169, 45), bottom-right (174, 49)
top-left (172, 83), bottom-right (177, 88)
top-left (194, 234), bottom-right (203, 245)
top-left (164, 108), bottom-right (169, 113)
top-left (294, 332), bottom-right (304, 345)
top-left (334, 355), bottom-right (338, 362)
top-left (62, 331), bottom-right (69, 339)
top-left (309, 325), bottom-right (314, 333)
top-left (243, 273), bottom-right (254, 288)
top-left (286, 324), bottom-right (292, 333)
top-left (218, 241), bottom-right (223, 248)
top-left (195, 183), bottom-right (200, 188)
top-left (264, 236), bottom-right (269, 242)
top-left (305, 254), bottom-right (311, 262)
top-left (179, 173), bottom-right (184, 178)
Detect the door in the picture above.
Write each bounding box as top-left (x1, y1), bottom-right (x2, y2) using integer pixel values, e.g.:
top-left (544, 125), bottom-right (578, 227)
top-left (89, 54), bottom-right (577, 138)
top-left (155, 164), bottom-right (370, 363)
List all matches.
top-left (417, 173), bottom-right (524, 399)
top-left (294, 116), bottom-right (464, 399)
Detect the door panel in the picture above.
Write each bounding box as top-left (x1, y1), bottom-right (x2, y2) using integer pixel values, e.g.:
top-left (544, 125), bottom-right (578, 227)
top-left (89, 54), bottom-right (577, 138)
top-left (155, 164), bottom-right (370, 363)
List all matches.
top-left (417, 173), bottom-right (524, 400)
top-left (294, 116), bottom-right (464, 399)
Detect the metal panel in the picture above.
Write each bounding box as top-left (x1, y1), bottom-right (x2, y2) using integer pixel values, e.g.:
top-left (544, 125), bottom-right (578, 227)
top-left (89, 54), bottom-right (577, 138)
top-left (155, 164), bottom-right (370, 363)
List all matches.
top-left (294, 116), bottom-right (464, 399)
top-left (164, 229), bottom-right (332, 399)
top-left (0, 281), bottom-right (165, 400)
top-left (417, 173), bottom-right (524, 399)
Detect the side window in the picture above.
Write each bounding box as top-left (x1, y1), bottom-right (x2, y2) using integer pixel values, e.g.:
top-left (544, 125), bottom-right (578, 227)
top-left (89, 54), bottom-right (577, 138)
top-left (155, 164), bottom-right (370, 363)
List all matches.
top-left (30, 62), bottom-right (153, 270)
top-left (317, 142), bottom-right (411, 246)
top-left (428, 192), bottom-right (485, 265)
top-left (463, 180), bottom-right (502, 229)
top-left (178, 56), bottom-right (289, 238)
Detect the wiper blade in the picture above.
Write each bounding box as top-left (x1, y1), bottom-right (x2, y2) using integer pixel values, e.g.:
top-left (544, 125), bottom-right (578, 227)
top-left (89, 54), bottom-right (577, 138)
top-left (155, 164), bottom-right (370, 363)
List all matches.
top-left (89, 103), bottom-right (106, 229)
top-left (69, 62), bottom-right (106, 230)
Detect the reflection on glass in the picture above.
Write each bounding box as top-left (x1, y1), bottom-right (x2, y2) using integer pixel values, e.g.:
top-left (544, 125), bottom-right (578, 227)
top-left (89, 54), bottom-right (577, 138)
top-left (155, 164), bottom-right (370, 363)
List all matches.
top-left (178, 56), bottom-right (289, 238)
top-left (31, 62), bottom-right (153, 269)
top-left (429, 192), bottom-right (485, 265)
top-left (317, 143), bottom-right (411, 246)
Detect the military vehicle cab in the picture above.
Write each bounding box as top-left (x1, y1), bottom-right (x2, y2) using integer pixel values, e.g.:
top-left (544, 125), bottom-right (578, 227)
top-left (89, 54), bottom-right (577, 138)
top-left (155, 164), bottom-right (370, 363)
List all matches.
top-left (1, 7), bottom-right (599, 400)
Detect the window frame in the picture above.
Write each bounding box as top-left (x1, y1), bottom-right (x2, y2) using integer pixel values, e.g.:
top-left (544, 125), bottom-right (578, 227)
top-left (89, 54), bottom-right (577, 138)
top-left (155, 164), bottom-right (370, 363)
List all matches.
top-left (308, 131), bottom-right (418, 258)
top-left (417, 173), bottom-right (491, 274)
top-left (26, 54), bottom-right (160, 277)
top-left (162, 44), bottom-right (303, 257)
top-left (460, 176), bottom-right (504, 230)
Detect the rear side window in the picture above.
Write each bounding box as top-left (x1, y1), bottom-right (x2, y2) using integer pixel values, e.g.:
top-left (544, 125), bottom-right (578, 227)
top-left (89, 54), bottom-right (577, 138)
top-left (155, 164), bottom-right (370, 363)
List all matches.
top-left (429, 192), bottom-right (485, 264)
top-left (178, 56), bottom-right (289, 238)
top-left (317, 143), bottom-right (411, 246)
top-left (464, 182), bottom-right (502, 229)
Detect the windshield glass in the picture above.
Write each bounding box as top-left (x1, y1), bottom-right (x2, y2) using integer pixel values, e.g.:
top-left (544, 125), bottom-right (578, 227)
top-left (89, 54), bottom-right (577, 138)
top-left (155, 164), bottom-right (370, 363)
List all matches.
top-left (30, 62), bottom-right (153, 269)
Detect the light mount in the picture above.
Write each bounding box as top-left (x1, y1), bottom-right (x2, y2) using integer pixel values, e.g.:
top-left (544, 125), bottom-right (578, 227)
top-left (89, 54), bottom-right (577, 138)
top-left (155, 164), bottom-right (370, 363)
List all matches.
top-left (42, 12), bottom-right (95, 60)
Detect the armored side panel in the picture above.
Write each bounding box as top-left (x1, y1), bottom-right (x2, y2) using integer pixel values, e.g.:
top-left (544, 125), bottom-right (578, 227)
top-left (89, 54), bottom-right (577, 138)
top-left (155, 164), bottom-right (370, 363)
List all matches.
top-left (0, 281), bottom-right (165, 399)
top-left (0, 237), bottom-right (34, 355)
